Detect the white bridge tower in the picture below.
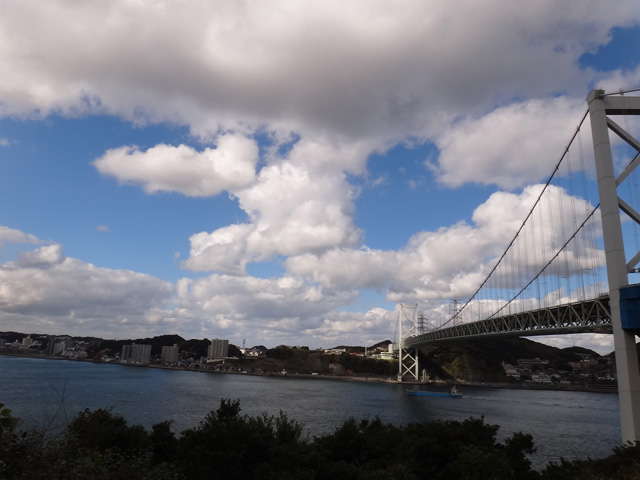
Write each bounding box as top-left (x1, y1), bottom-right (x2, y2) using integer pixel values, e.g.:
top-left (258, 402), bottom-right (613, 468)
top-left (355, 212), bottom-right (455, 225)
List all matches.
top-left (587, 89), bottom-right (640, 443)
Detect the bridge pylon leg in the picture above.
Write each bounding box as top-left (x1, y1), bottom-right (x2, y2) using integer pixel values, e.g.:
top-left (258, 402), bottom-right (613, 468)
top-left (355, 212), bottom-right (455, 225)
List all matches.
top-left (587, 89), bottom-right (640, 444)
top-left (397, 304), bottom-right (420, 381)
top-left (399, 347), bottom-right (419, 381)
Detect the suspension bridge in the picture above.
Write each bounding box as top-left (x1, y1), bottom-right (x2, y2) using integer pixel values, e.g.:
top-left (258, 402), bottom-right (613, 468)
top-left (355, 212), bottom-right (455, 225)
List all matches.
top-left (395, 89), bottom-right (640, 443)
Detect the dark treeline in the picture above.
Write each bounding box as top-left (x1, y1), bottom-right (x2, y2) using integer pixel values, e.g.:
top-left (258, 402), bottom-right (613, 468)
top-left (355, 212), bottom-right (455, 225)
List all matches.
top-left (1, 401), bottom-right (639, 480)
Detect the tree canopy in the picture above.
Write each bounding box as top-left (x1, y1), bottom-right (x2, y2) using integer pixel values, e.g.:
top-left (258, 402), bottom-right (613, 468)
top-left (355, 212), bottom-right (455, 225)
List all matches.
top-left (0, 400), bottom-right (638, 479)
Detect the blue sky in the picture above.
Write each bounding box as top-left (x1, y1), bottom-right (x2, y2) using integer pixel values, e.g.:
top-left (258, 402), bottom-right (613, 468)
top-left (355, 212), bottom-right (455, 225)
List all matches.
top-left (1, 1), bottom-right (639, 352)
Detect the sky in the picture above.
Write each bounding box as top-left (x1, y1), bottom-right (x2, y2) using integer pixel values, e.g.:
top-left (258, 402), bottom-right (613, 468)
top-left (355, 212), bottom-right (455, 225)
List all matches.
top-left (1, 1), bottom-right (640, 353)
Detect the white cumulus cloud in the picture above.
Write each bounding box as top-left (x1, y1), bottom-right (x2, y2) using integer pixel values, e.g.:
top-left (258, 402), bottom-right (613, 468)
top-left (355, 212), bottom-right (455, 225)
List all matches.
top-left (0, 1), bottom-right (635, 351)
top-left (182, 224), bottom-right (253, 274)
top-left (286, 184), bottom-right (602, 305)
top-left (0, 225), bottom-right (42, 246)
top-left (0, 248), bottom-right (175, 338)
top-left (183, 160), bottom-right (362, 272)
top-left (432, 97), bottom-right (587, 189)
top-left (0, 0), bottom-right (636, 149)
top-left (93, 134), bottom-right (259, 197)
top-left (173, 273), bottom-right (360, 344)
top-left (17, 244), bottom-right (65, 268)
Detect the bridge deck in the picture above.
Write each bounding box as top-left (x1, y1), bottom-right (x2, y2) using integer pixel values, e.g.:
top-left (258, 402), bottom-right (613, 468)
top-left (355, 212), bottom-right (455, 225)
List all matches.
top-left (403, 296), bottom-right (612, 348)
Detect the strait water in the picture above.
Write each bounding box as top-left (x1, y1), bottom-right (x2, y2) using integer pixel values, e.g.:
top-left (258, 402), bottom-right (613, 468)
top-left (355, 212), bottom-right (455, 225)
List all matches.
top-left (0, 355), bottom-right (622, 469)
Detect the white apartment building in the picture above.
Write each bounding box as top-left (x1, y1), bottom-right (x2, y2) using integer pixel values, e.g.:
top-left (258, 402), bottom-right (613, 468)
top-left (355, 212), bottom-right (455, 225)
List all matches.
top-left (207, 339), bottom-right (229, 360)
top-left (161, 344), bottom-right (179, 364)
top-left (121, 343), bottom-right (152, 364)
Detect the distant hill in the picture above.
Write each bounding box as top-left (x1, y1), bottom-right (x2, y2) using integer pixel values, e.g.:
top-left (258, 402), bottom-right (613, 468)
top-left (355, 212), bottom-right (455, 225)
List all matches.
top-left (561, 345), bottom-right (601, 357)
top-left (417, 337), bottom-right (587, 382)
top-left (332, 340), bottom-right (392, 354)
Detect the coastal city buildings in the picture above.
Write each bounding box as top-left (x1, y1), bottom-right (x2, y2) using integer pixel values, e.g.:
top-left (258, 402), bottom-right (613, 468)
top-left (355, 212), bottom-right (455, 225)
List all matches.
top-left (207, 338), bottom-right (229, 360)
top-left (239, 346), bottom-right (267, 357)
top-left (161, 344), bottom-right (179, 364)
top-left (121, 344), bottom-right (131, 363)
top-left (132, 344), bottom-right (152, 364)
top-left (121, 343), bottom-right (152, 365)
top-left (0, 331), bottom-right (619, 388)
top-left (501, 355), bottom-right (616, 384)
top-left (48, 340), bottom-right (65, 356)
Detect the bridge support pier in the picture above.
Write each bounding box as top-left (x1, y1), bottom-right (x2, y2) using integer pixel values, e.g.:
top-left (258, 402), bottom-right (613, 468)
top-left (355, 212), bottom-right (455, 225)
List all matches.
top-left (588, 89), bottom-right (640, 444)
top-left (397, 304), bottom-right (420, 381)
top-left (399, 347), bottom-right (419, 381)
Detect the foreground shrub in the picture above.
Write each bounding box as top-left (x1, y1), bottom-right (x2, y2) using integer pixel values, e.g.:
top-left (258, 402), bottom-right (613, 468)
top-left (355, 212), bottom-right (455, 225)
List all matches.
top-left (312, 416), bottom-right (536, 480)
top-left (177, 398), bottom-right (309, 478)
top-left (540, 442), bottom-right (640, 480)
top-left (0, 399), bottom-right (638, 479)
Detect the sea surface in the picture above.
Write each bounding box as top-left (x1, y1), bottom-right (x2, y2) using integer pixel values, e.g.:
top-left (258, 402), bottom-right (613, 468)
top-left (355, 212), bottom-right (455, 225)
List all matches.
top-left (0, 355), bottom-right (622, 469)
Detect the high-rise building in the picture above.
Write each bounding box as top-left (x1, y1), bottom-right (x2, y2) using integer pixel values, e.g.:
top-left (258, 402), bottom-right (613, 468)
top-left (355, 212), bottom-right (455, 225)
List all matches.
top-left (47, 337), bottom-right (67, 356)
top-left (207, 339), bottom-right (229, 359)
top-left (121, 344), bottom-right (132, 363)
top-left (160, 344), bottom-right (179, 364)
top-left (120, 343), bottom-right (151, 364)
top-left (131, 343), bottom-right (152, 364)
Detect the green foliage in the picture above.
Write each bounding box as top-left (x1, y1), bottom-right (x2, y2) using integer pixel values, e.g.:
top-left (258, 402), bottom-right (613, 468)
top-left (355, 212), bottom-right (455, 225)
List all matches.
top-left (0, 405), bottom-right (51, 480)
top-left (420, 338), bottom-right (588, 382)
top-left (539, 442), bottom-right (640, 480)
top-left (448, 354), bottom-right (467, 378)
top-left (333, 352), bottom-right (396, 376)
top-left (180, 337), bottom-right (212, 358)
top-left (266, 345), bottom-right (294, 360)
top-left (311, 415), bottom-right (537, 480)
top-left (177, 398), bottom-right (308, 478)
top-left (228, 343), bottom-right (243, 357)
top-left (1, 399), bottom-right (638, 479)
top-left (67, 408), bottom-right (150, 454)
top-left (0, 403), bottom-right (19, 432)
top-left (149, 420), bottom-right (177, 465)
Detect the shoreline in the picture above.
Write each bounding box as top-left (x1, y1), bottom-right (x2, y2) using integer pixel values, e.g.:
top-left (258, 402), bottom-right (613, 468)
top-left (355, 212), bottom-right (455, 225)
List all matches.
top-left (1, 351), bottom-right (618, 394)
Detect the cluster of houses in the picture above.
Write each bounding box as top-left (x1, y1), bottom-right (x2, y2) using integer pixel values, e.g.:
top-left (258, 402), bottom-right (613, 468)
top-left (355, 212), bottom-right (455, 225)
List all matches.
top-left (117, 338), bottom-right (232, 366)
top-left (322, 344), bottom-right (395, 360)
top-left (0, 334), bottom-right (235, 367)
top-left (0, 335), bottom-right (91, 360)
top-left (501, 354), bottom-right (616, 385)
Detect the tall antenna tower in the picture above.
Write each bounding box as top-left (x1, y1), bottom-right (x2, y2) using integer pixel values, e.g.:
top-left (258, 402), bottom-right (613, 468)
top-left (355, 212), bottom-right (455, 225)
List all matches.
top-left (450, 299), bottom-right (461, 326)
top-left (417, 313), bottom-right (426, 335)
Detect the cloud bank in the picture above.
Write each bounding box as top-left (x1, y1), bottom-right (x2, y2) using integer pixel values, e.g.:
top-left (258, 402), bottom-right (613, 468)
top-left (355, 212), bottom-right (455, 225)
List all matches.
top-left (0, 1), bottom-right (637, 352)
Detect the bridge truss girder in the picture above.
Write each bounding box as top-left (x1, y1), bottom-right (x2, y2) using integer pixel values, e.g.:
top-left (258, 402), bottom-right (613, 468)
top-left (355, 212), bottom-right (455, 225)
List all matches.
top-left (404, 296), bottom-right (611, 348)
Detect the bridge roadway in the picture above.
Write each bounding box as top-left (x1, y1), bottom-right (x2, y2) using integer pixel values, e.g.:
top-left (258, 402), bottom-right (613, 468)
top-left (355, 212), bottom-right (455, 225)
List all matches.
top-left (402, 295), bottom-right (612, 348)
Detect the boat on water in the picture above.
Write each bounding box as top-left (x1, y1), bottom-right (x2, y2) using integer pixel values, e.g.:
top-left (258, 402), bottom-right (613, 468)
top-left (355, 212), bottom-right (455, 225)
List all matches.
top-left (407, 386), bottom-right (462, 398)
